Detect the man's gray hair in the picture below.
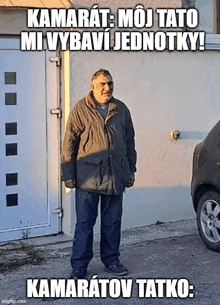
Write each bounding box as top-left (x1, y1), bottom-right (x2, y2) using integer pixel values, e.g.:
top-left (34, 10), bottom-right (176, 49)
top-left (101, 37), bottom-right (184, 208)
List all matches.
top-left (91, 69), bottom-right (112, 84)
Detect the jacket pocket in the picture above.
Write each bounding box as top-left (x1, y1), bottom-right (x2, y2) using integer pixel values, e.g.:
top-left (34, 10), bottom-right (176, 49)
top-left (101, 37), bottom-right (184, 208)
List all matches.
top-left (76, 158), bottom-right (102, 190)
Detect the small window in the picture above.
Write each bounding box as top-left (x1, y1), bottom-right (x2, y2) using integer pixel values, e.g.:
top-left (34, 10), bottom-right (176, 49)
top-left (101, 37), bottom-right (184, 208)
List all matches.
top-left (6, 143), bottom-right (18, 156)
top-left (5, 72), bottom-right (16, 85)
top-left (6, 173), bottom-right (18, 186)
top-left (182, 0), bottom-right (220, 33)
top-left (5, 93), bottom-right (17, 105)
top-left (5, 123), bottom-right (17, 135)
top-left (6, 193), bottom-right (18, 207)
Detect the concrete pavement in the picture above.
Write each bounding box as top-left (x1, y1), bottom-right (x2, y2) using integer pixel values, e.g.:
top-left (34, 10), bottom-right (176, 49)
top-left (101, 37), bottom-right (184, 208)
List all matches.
top-left (1, 219), bottom-right (220, 305)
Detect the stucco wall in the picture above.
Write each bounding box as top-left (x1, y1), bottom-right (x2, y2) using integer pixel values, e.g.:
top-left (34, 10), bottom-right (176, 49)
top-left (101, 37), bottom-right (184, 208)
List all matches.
top-left (0, 1), bottom-right (181, 36)
top-left (0, 8), bottom-right (71, 35)
top-left (0, 9), bottom-right (27, 35)
top-left (73, 0), bottom-right (181, 31)
top-left (73, 0), bottom-right (181, 10)
top-left (69, 50), bottom-right (220, 231)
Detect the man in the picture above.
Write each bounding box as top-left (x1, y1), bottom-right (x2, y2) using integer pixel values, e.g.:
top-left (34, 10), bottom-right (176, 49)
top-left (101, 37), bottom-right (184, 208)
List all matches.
top-left (61, 69), bottom-right (136, 279)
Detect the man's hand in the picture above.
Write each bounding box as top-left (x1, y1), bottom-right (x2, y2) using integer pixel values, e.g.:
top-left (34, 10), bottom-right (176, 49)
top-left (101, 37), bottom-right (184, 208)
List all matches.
top-left (126, 175), bottom-right (135, 188)
top-left (65, 179), bottom-right (76, 189)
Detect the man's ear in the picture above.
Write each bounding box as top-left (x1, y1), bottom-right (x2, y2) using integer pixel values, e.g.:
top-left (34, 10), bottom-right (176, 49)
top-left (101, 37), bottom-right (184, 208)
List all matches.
top-left (91, 82), bottom-right (95, 90)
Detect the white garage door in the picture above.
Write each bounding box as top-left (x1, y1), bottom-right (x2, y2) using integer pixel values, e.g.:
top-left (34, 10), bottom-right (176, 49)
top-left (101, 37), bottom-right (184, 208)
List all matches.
top-left (0, 38), bottom-right (61, 241)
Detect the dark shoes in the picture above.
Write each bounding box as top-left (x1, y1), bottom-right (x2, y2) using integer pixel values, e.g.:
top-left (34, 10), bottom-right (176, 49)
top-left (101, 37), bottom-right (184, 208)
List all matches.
top-left (70, 269), bottom-right (87, 279)
top-left (105, 263), bottom-right (129, 276)
top-left (70, 263), bottom-right (128, 279)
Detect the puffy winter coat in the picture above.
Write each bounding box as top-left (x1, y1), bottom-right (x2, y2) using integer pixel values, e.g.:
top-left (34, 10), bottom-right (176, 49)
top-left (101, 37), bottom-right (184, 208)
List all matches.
top-left (61, 92), bottom-right (137, 195)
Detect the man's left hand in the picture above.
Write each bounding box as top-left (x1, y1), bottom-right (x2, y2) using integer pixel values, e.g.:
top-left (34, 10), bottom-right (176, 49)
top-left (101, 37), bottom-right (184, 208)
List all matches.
top-left (126, 175), bottom-right (135, 188)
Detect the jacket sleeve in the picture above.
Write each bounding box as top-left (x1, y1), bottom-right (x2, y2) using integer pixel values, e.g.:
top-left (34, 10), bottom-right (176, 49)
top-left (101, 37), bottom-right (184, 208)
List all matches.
top-left (61, 105), bottom-right (84, 181)
top-left (125, 108), bottom-right (137, 173)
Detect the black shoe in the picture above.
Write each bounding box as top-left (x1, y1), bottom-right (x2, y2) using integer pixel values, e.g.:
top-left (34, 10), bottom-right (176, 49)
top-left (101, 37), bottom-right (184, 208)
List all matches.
top-left (70, 269), bottom-right (87, 279)
top-left (105, 263), bottom-right (129, 276)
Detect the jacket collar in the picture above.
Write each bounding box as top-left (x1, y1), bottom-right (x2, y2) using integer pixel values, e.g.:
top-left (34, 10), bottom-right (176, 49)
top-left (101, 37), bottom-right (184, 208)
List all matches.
top-left (86, 91), bottom-right (117, 114)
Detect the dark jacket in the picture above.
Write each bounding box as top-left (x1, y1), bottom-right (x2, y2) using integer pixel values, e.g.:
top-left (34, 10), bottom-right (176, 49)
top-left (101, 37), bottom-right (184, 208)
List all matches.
top-left (61, 92), bottom-right (137, 195)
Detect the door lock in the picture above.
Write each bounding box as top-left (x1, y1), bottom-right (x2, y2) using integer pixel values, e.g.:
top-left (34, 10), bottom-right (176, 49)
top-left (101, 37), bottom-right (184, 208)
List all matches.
top-left (52, 207), bottom-right (63, 218)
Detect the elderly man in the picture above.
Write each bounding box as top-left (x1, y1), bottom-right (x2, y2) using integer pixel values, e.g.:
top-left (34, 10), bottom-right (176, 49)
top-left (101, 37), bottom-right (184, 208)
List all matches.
top-left (61, 69), bottom-right (136, 279)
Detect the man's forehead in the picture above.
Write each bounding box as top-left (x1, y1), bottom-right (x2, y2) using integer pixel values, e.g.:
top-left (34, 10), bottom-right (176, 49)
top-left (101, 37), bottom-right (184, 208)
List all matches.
top-left (95, 74), bottom-right (113, 83)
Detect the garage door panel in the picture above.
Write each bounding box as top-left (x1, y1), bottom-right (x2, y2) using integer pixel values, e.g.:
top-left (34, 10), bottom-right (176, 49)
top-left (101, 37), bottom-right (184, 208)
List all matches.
top-left (0, 39), bottom-right (60, 241)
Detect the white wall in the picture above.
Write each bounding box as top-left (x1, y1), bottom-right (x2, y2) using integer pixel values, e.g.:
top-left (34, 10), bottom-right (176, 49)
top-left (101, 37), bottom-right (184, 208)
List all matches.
top-left (68, 50), bottom-right (220, 230)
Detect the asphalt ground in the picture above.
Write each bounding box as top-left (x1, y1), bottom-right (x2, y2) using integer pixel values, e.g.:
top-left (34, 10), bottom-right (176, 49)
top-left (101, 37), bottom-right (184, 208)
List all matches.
top-left (1, 219), bottom-right (220, 305)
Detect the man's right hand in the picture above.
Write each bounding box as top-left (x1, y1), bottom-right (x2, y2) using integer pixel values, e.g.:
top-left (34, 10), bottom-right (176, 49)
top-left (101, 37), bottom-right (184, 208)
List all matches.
top-left (65, 179), bottom-right (76, 189)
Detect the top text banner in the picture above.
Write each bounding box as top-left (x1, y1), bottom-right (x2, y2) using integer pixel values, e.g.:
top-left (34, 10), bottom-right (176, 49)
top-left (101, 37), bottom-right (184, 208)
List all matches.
top-left (20, 5), bottom-right (205, 51)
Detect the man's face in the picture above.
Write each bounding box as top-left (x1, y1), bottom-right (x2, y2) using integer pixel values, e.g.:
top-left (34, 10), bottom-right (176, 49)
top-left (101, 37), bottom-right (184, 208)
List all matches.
top-left (91, 74), bottom-right (114, 104)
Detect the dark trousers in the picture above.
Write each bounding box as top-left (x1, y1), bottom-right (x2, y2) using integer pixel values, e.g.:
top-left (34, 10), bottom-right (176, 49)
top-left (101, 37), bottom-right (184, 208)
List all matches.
top-left (70, 189), bottom-right (123, 270)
